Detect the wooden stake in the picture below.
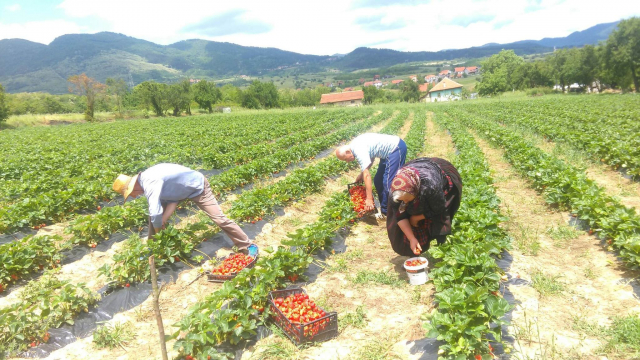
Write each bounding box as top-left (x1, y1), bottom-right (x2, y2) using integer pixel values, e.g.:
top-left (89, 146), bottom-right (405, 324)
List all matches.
top-left (149, 255), bottom-right (169, 360)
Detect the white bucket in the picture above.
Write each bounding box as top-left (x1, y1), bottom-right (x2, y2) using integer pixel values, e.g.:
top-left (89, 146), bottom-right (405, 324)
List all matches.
top-left (404, 257), bottom-right (428, 285)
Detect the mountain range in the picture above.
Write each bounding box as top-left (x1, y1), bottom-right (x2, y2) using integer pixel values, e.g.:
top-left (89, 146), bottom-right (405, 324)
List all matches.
top-left (0, 20), bottom-right (619, 94)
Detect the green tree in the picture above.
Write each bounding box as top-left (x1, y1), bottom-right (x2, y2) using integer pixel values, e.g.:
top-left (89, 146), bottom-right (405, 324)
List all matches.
top-left (193, 80), bottom-right (221, 113)
top-left (401, 80), bottom-right (420, 102)
top-left (242, 81), bottom-right (279, 109)
top-left (135, 81), bottom-right (169, 116)
top-left (547, 49), bottom-right (570, 91)
top-left (605, 17), bottom-right (640, 91)
top-left (168, 79), bottom-right (192, 116)
top-left (105, 78), bottom-right (128, 118)
top-left (67, 73), bottom-right (106, 121)
top-left (362, 85), bottom-right (380, 104)
top-left (0, 84), bottom-right (8, 124)
top-left (476, 50), bottom-right (525, 96)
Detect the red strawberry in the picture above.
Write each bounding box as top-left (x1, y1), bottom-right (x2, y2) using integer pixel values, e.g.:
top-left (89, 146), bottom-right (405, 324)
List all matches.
top-left (10, 274), bottom-right (18, 281)
top-left (97, 206), bottom-right (101, 211)
top-left (125, 283), bottom-right (130, 288)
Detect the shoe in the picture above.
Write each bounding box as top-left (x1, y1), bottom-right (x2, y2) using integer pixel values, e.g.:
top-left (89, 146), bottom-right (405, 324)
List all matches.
top-left (247, 244), bottom-right (259, 257)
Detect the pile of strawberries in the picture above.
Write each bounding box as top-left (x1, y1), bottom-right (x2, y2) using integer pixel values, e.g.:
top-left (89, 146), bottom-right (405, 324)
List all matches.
top-left (210, 253), bottom-right (255, 275)
top-left (405, 258), bottom-right (427, 267)
top-left (271, 292), bottom-right (329, 340)
top-left (349, 185), bottom-right (368, 217)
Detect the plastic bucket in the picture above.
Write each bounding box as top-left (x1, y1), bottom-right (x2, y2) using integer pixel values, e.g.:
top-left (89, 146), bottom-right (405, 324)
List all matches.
top-left (403, 257), bottom-right (428, 285)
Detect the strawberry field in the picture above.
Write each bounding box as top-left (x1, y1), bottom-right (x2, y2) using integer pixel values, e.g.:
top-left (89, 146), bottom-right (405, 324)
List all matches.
top-left (1, 96), bottom-right (639, 360)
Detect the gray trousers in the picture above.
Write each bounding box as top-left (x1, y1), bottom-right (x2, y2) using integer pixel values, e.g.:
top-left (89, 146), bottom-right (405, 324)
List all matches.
top-left (148, 179), bottom-right (252, 250)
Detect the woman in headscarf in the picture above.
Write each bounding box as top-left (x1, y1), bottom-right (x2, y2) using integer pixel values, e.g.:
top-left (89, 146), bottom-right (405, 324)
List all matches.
top-left (386, 157), bottom-right (463, 256)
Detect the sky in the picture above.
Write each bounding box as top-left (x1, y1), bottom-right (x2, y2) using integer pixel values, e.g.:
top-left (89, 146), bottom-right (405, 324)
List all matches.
top-left (1, 0), bottom-right (639, 55)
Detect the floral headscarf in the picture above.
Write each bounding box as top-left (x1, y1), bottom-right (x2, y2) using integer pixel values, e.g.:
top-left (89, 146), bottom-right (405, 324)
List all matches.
top-left (391, 167), bottom-right (420, 196)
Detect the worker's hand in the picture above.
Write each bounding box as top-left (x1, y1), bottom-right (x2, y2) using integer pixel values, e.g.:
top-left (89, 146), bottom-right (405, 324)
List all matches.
top-left (365, 198), bottom-right (374, 212)
top-left (410, 215), bottom-right (422, 227)
top-left (409, 238), bottom-right (422, 255)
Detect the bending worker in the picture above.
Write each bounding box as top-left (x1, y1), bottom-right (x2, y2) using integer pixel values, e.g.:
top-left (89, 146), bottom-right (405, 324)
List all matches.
top-left (336, 133), bottom-right (407, 217)
top-left (112, 163), bottom-right (258, 255)
top-left (386, 157), bottom-right (462, 256)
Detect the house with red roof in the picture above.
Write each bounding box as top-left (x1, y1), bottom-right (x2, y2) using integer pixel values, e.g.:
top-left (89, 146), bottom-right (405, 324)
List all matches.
top-left (439, 70), bottom-right (451, 78)
top-left (465, 66), bottom-right (478, 75)
top-left (454, 67), bottom-right (465, 76)
top-left (364, 81), bottom-right (374, 87)
top-left (424, 74), bottom-right (437, 83)
top-left (320, 90), bottom-right (364, 107)
top-left (409, 74), bottom-right (418, 82)
top-left (391, 79), bottom-right (404, 85)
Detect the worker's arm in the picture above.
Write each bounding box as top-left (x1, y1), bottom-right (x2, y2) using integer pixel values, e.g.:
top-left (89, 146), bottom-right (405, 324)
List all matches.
top-left (362, 168), bottom-right (374, 211)
top-left (161, 202), bottom-right (178, 228)
top-left (398, 219), bottom-right (422, 255)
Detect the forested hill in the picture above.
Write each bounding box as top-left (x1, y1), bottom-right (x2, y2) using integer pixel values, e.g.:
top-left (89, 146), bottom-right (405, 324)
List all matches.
top-left (0, 21), bottom-right (619, 94)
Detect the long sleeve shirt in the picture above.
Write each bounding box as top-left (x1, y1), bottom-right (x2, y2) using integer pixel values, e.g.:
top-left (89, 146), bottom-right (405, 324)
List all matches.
top-left (349, 133), bottom-right (401, 171)
top-left (139, 163), bottom-right (205, 229)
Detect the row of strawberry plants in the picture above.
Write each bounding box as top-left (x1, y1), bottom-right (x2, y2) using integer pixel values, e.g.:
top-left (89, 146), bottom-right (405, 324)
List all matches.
top-left (449, 105), bottom-right (640, 269)
top-left (424, 109), bottom-right (512, 359)
top-left (403, 108), bottom-right (427, 159)
top-left (0, 269), bottom-right (100, 358)
top-left (0, 109), bottom-right (359, 233)
top-left (458, 97), bottom-right (640, 179)
top-left (65, 109), bottom-right (393, 247)
top-left (0, 235), bottom-right (64, 293)
top-left (171, 189), bottom-right (359, 360)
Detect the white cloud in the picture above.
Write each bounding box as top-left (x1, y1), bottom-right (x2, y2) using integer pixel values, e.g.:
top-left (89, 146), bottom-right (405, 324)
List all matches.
top-left (5, 4), bottom-right (21, 12)
top-left (0, 20), bottom-right (82, 44)
top-left (3, 0), bottom-right (639, 54)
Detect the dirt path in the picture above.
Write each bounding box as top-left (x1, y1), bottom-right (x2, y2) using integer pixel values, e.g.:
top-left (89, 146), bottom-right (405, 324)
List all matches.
top-left (425, 114), bottom-right (456, 160)
top-left (473, 134), bottom-right (640, 359)
top-left (518, 129), bottom-right (640, 215)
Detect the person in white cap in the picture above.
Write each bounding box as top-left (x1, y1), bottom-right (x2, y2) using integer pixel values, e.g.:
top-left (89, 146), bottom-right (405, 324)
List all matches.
top-left (113, 163), bottom-right (257, 255)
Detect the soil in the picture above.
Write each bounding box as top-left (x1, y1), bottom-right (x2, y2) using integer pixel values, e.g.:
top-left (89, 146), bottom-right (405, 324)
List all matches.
top-left (473, 133), bottom-right (640, 359)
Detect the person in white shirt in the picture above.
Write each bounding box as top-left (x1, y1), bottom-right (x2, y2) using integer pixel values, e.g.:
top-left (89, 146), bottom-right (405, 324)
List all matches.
top-left (335, 133), bottom-right (407, 216)
top-left (113, 163), bottom-right (257, 255)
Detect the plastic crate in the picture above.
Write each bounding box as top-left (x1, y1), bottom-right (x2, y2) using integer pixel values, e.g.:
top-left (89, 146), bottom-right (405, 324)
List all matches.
top-left (205, 253), bottom-right (258, 283)
top-left (268, 288), bottom-right (338, 345)
top-left (347, 182), bottom-right (378, 217)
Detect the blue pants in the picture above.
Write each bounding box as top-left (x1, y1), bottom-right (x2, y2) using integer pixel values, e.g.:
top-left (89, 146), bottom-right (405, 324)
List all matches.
top-left (374, 139), bottom-right (407, 215)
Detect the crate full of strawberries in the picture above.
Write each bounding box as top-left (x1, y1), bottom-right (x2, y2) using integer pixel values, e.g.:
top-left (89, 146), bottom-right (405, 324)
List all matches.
top-left (347, 183), bottom-right (377, 217)
top-left (205, 252), bottom-right (258, 283)
top-left (268, 288), bottom-right (338, 345)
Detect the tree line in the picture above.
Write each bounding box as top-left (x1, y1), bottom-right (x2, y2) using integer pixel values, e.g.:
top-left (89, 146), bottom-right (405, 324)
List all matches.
top-left (477, 17), bottom-right (640, 96)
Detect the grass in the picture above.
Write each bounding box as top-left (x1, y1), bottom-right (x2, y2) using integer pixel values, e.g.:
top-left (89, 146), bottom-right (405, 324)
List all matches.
top-left (531, 271), bottom-right (564, 297)
top-left (328, 249), bottom-right (364, 272)
top-left (511, 222), bottom-right (541, 255)
top-left (583, 267), bottom-right (598, 280)
top-left (92, 321), bottom-right (135, 349)
top-left (250, 326), bottom-right (306, 359)
top-left (350, 270), bottom-right (405, 288)
top-left (546, 225), bottom-right (581, 248)
top-left (339, 305), bottom-right (368, 331)
top-left (354, 332), bottom-right (403, 360)
top-left (572, 314), bottom-right (640, 358)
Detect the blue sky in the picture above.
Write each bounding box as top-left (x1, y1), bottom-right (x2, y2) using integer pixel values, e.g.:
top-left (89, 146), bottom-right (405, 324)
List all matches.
top-left (1, 0), bottom-right (639, 55)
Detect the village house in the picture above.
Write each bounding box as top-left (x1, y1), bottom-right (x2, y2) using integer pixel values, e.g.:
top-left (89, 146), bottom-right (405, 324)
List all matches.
top-left (424, 74), bottom-right (437, 83)
top-left (464, 66), bottom-right (478, 75)
top-left (374, 75), bottom-right (380, 80)
top-left (391, 79), bottom-right (404, 85)
top-left (409, 74), bottom-right (418, 82)
top-left (189, 78), bottom-right (201, 84)
top-left (439, 70), bottom-right (451, 78)
top-left (454, 67), bottom-right (465, 77)
top-left (363, 81), bottom-right (374, 87)
top-left (320, 90), bottom-right (364, 107)
top-left (428, 78), bottom-right (463, 102)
